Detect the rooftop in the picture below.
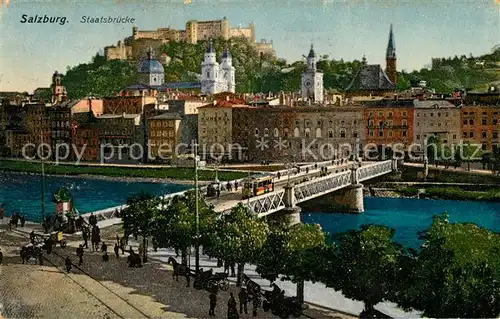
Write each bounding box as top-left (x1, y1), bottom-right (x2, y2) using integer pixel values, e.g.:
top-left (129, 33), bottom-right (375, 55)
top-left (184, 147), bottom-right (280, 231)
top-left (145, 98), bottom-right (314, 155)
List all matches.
top-left (149, 112), bottom-right (182, 120)
top-left (414, 100), bottom-right (458, 109)
top-left (98, 114), bottom-right (141, 119)
top-left (345, 64), bottom-right (396, 92)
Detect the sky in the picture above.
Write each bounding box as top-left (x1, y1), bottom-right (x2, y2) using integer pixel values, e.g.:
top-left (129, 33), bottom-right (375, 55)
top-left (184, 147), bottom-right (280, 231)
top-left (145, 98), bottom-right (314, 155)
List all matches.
top-left (0, 0), bottom-right (499, 92)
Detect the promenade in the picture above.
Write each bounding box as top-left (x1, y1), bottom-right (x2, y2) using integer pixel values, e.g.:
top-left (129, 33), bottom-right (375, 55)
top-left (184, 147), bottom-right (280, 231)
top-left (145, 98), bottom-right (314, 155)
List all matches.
top-left (0, 221), bottom-right (358, 319)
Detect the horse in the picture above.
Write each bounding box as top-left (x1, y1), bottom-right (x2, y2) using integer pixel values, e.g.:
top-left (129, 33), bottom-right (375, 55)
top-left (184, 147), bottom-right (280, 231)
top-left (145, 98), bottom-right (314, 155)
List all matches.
top-left (168, 257), bottom-right (190, 286)
top-left (243, 274), bottom-right (261, 296)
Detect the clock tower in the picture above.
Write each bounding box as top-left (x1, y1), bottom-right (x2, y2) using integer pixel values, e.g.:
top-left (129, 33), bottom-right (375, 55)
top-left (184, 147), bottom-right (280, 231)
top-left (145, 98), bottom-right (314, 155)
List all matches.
top-left (301, 44), bottom-right (323, 103)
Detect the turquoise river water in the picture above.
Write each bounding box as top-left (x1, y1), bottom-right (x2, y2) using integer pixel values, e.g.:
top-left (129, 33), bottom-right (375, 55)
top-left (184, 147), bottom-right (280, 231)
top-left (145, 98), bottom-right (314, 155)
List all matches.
top-left (1, 172), bottom-right (499, 249)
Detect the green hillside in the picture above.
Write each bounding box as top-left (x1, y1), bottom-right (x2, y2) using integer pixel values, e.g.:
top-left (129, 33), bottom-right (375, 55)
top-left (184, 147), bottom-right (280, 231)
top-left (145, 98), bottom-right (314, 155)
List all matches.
top-left (60, 39), bottom-right (500, 99)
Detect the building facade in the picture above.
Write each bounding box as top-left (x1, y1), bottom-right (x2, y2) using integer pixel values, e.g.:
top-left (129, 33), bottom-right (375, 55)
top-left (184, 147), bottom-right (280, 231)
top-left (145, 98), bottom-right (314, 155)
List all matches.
top-left (413, 100), bottom-right (461, 154)
top-left (147, 113), bottom-right (182, 161)
top-left (363, 99), bottom-right (414, 156)
top-left (97, 114), bottom-right (143, 163)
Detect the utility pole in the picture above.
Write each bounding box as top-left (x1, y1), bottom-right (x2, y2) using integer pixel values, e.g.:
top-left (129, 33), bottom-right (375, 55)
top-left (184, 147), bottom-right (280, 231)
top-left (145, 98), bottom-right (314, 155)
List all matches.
top-left (40, 132), bottom-right (46, 224)
top-left (194, 140), bottom-right (200, 273)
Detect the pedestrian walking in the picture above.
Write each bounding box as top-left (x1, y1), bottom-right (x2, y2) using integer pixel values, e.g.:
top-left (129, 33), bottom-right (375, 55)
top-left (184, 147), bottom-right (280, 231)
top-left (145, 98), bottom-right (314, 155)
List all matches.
top-left (102, 252), bottom-right (109, 262)
top-left (30, 230), bottom-right (35, 244)
top-left (114, 243), bottom-right (120, 258)
top-left (234, 181), bottom-right (239, 190)
top-left (238, 288), bottom-right (248, 314)
top-left (120, 236), bottom-right (126, 254)
top-left (208, 290), bottom-right (217, 317)
top-left (82, 228), bottom-right (89, 248)
top-left (101, 242), bottom-right (107, 253)
top-left (227, 292), bottom-right (239, 319)
top-left (19, 214), bottom-right (26, 227)
top-left (76, 244), bottom-right (84, 266)
top-left (65, 256), bottom-right (72, 273)
top-left (217, 188), bottom-right (221, 198)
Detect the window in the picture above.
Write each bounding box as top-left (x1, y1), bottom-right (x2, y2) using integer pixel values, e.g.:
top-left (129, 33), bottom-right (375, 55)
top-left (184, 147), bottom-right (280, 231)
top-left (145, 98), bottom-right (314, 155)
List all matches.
top-left (463, 132), bottom-right (467, 138)
top-left (305, 128), bottom-right (311, 138)
top-left (315, 128), bottom-right (322, 138)
top-left (378, 130), bottom-right (383, 137)
top-left (482, 118), bottom-right (487, 125)
top-left (438, 123), bottom-right (441, 127)
top-left (417, 134), bottom-right (420, 140)
top-left (445, 112), bottom-right (449, 117)
top-left (273, 128), bottom-right (279, 137)
top-left (264, 128), bottom-right (269, 136)
top-left (388, 112), bottom-right (393, 117)
top-left (255, 128), bottom-right (259, 136)
top-left (340, 129), bottom-right (346, 138)
top-left (388, 131), bottom-right (393, 137)
top-left (379, 121), bottom-right (384, 126)
top-left (417, 113), bottom-right (420, 117)
top-left (438, 112), bottom-right (441, 117)
top-left (387, 120), bottom-right (393, 127)
top-left (493, 132), bottom-right (498, 139)
top-left (453, 134), bottom-right (457, 139)
top-left (353, 131), bottom-right (358, 138)
top-left (369, 131), bottom-right (374, 137)
top-left (341, 121), bottom-right (345, 126)
top-left (328, 129), bottom-right (333, 138)
top-left (378, 112), bottom-right (383, 117)
top-left (317, 120), bottom-right (321, 125)
top-left (463, 119), bottom-right (468, 125)
top-left (482, 112), bottom-right (487, 116)
top-left (470, 132), bottom-right (474, 138)
top-left (295, 120), bottom-right (299, 125)
top-left (402, 131), bottom-right (407, 137)
top-left (469, 119), bottom-right (474, 125)
top-left (402, 120), bottom-right (407, 127)
top-left (494, 119), bottom-right (498, 125)
top-left (206, 72), bottom-right (210, 78)
top-left (369, 120), bottom-right (374, 126)
top-left (294, 127), bottom-right (300, 137)
top-left (369, 112), bottom-right (373, 117)
top-left (430, 113), bottom-right (434, 117)
top-left (402, 111), bottom-right (407, 117)
top-left (482, 144), bottom-right (487, 151)
top-left (482, 131), bottom-right (487, 139)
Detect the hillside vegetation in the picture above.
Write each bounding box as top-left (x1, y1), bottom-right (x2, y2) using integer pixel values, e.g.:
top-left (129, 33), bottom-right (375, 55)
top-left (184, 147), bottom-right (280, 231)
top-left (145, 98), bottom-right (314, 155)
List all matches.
top-left (60, 38), bottom-right (500, 99)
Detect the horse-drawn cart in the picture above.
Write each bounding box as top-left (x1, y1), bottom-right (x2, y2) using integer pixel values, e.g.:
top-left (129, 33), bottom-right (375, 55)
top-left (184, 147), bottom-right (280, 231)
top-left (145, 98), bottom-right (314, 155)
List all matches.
top-left (193, 269), bottom-right (229, 292)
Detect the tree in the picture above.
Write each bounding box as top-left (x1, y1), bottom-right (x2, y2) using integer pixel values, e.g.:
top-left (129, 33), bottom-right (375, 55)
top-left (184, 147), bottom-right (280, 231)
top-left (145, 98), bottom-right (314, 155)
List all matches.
top-left (457, 141), bottom-right (482, 171)
top-left (121, 191), bottom-right (158, 262)
top-left (206, 203), bottom-right (269, 286)
top-left (399, 213), bottom-right (500, 317)
top-left (322, 225), bottom-right (401, 315)
top-left (152, 190), bottom-right (215, 266)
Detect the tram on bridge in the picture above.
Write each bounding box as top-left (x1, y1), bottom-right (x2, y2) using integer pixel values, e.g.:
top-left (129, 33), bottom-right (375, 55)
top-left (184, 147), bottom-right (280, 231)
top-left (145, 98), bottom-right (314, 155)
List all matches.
top-left (242, 174), bottom-right (275, 199)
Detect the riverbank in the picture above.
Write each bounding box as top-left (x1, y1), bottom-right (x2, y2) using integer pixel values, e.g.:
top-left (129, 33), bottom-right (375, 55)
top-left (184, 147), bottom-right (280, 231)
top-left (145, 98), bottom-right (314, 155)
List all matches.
top-left (0, 160), bottom-right (247, 182)
top-left (371, 185), bottom-right (500, 202)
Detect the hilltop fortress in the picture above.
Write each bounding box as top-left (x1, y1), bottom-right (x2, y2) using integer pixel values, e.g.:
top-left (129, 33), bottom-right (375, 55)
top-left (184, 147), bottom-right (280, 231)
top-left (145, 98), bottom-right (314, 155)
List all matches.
top-left (104, 17), bottom-right (275, 61)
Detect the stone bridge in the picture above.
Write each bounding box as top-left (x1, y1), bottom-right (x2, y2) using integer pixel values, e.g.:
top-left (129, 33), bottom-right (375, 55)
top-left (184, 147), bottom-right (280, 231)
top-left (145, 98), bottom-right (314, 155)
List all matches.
top-left (81, 160), bottom-right (398, 224)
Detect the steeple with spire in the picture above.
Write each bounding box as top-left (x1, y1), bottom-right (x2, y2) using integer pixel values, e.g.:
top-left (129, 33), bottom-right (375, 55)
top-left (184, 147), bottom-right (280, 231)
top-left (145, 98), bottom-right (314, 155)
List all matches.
top-left (301, 43), bottom-right (323, 103)
top-left (385, 24), bottom-right (397, 84)
top-left (200, 39), bottom-right (235, 94)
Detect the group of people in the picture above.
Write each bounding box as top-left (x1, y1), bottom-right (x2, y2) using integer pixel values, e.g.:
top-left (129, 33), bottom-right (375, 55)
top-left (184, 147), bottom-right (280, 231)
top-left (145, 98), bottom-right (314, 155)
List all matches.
top-left (8, 212), bottom-right (26, 230)
top-left (209, 288), bottom-right (261, 318)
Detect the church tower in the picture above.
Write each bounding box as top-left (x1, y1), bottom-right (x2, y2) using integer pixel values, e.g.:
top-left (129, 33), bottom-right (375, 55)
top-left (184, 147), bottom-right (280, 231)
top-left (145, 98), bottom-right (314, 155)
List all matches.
top-left (201, 39), bottom-right (220, 95)
top-left (220, 47), bottom-right (235, 93)
top-left (301, 44), bottom-right (323, 103)
top-left (51, 71), bottom-right (67, 104)
top-left (386, 24), bottom-right (397, 84)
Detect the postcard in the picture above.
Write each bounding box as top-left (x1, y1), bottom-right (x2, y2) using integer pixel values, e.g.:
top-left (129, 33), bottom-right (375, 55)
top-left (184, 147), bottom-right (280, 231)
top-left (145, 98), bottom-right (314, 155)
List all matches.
top-left (0, 1), bottom-right (499, 318)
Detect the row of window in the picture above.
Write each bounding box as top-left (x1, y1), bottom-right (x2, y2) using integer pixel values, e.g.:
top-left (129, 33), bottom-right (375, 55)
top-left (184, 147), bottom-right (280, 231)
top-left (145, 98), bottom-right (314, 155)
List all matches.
top-left (463, 111), bottom-right (499, 116)
top-left (463, 118), bottom-right (499, 125)
top-left (51, 131), bottom-right (69, 138)
top-left (150, 130), bottom-right (175, 138)
top-left (462, 131), bottom-right (499, 139)
top-left (294, 119), bottom-right (359, 126)
top-left (368, 120), bottom-right (408, 127)
top-left (416, 121), bottom-right (449, 127)
top-left (417, 112), bottom-right (450, 117)
top-left (368, 111), bottom-right (408, 118)
top-left (150, 121), bottom-right (175, 128)
top-left (254, 127), bottom-right (359, 139)
top-left (368, 130), bottom-right (408, 138)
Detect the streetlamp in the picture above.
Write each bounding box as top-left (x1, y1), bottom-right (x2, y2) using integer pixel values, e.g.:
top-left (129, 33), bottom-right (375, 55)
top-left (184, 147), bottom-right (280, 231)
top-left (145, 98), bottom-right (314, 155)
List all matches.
top-left (194, 140), bottom-right (200, 273)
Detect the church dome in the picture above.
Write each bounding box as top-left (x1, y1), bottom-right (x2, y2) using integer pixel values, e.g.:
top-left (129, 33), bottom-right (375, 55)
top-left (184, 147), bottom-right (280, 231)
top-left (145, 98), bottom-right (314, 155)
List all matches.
top-left (138, 59), bottom-right (164, 74)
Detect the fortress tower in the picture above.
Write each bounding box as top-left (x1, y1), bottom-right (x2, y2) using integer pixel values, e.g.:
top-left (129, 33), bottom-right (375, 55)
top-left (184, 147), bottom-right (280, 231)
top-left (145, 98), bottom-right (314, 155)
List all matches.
top-left (51, 71), bottom-right (67, 104)
top-left (386, 24), bottom-right (397, 84)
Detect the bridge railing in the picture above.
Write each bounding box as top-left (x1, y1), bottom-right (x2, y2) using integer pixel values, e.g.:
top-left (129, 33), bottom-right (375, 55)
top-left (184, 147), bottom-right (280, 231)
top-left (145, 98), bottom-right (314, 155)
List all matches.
top-left (358, 160), bottom-right (392, 182)
top-left (294, 170), bottom-right (352, 203)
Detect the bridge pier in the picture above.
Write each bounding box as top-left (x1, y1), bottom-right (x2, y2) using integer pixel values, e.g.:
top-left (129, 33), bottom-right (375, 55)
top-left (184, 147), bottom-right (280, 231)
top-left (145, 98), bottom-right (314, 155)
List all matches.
top-left (281, 185), bottom-right (302, 225)
top-left (329, 183), bottom-right (364, 213)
